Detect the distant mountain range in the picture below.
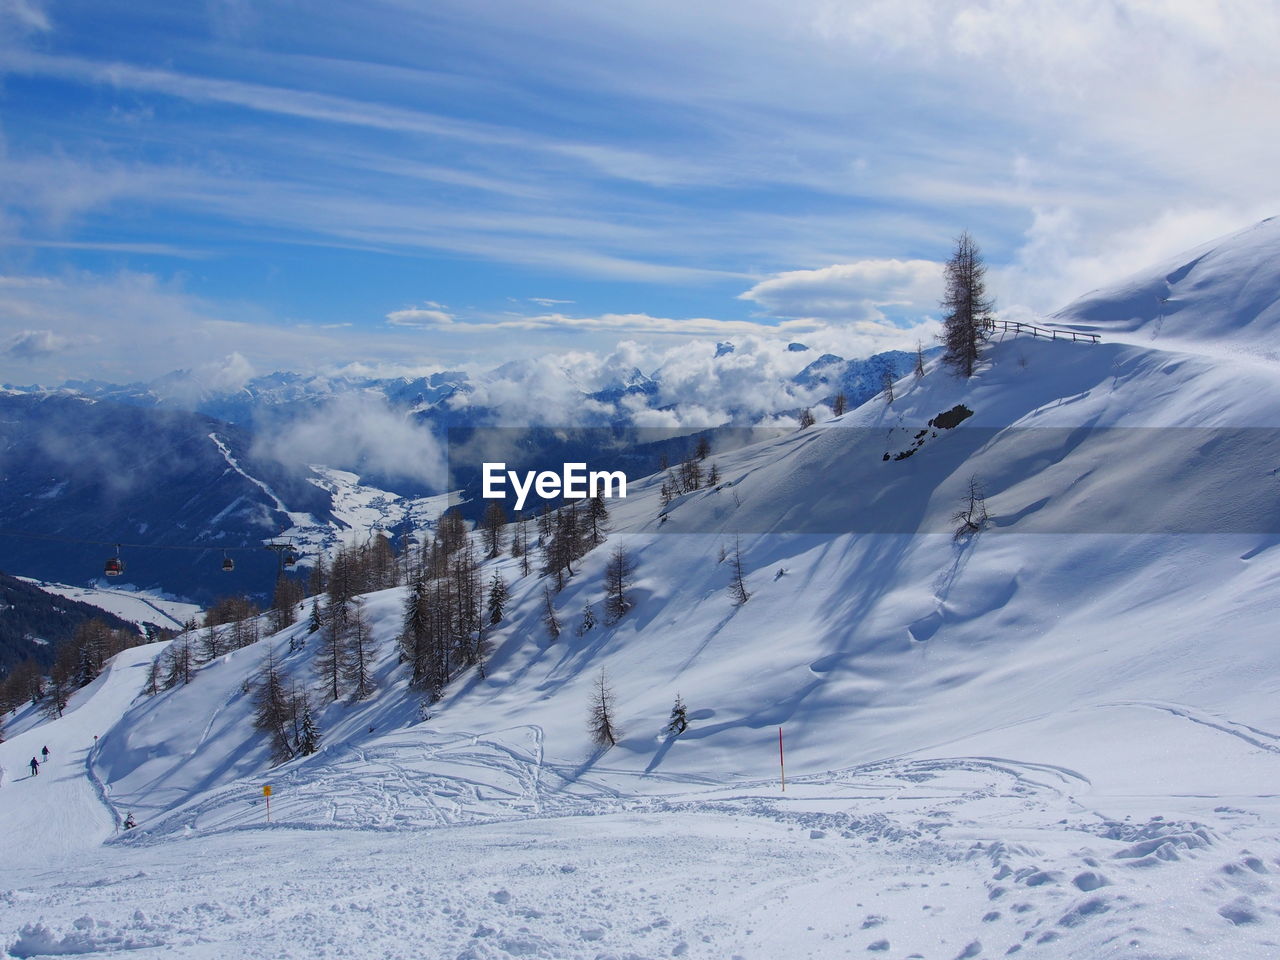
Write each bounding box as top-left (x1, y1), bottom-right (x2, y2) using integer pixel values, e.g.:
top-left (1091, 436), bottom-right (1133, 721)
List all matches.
top-left (4, 342), bottom-right (921, 430)
top-left (0, 343), bottom-right (923, 603)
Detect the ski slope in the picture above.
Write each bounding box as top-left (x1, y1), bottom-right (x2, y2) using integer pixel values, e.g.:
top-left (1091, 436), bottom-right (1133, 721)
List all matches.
top-left (0, 643), bottom-right (166, 860)
top-left (5, 221), bottom-right (1280, 957)
top-left (15, 579), bottom-right (202, 631)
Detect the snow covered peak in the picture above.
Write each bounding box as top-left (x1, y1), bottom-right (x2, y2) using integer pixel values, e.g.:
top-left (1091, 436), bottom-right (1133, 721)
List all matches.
top-left (1053, 216), bottom-right (1280, 358)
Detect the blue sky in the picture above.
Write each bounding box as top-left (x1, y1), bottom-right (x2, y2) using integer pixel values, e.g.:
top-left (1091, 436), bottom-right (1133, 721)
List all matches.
top-left (1, 0), bottom-right (1277, 384)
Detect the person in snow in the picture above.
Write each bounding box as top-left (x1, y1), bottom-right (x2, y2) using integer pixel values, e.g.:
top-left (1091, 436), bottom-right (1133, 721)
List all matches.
top-left (123, 813), bottom-right (136, 830)
top-left (29, 757), bottom-right (39, 777)
top-left (41, 745), bottom-right (49, 762)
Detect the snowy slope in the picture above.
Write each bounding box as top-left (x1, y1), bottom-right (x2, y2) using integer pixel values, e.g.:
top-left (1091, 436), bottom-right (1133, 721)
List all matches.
top-left (0, 643), bottom-right (166, 857)
top-left (15, 579), bottom-right (202, 631)
top-left (6, 223), bottom-right (1280, 957)
top-left (1053, 215), bottom-right (1280, 359)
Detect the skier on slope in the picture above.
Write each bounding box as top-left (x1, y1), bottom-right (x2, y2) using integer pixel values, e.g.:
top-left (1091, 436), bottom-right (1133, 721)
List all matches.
top-left (41, 745), bottom-right (49, 762)
top-left (29, 757), bottom-right (39, 777)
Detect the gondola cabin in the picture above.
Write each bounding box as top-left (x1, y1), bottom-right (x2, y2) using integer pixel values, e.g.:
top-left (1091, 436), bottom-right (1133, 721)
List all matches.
top-left (283, 550), bottom-right (299, 568)
top-left (222, 556), bottom-right (235, 572)
top-left (104, 557), bottom-right (124, 577)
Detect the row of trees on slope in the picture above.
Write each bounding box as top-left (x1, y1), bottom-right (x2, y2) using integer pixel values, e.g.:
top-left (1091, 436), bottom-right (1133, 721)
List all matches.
top-left (0, 618), bottom-right (163, 729)
top-left (240, 493), bottom-right (632, 764)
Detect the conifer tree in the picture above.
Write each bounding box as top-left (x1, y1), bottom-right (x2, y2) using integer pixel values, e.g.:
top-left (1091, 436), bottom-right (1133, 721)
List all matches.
top-left (543, 503), bottom-right (583, 590)
top-left (164, 635), bottom-right (194, 688)
top-left (576, 605), bottom-right (596, 637)
top-left (798, 408), bottom-right (816, 430)
top-left (201, 618), bottom-right (224, 660)
top-left (308, 599), bottom-right (323, 634)
top-left (295, 689), bottom-right (321, 755)
top-left (315, 598), bottom-right (351, 702)
top-left (586, 494), bottom-right (610, 548)
top-left (144, 655), bottom-right (162, 696)
top-left (542, 585), bottom-right (561, 641)
top-left (12, 660), bottom-right (43, 705)
top-left (327, 544), bottom-right (363, 612)
top-left (939, 231), bottom-right (994, 378)
top-left (229, 611), bottom-right (260, 651)
top-left (253, 651), bottom-right (295, 766)
top-left (42, 670), bottom-right (70, 720)
top-left (588, 668), bottom-right (618, 748)
top-left (665, 694), bottom-right (688, 736)
top-left (914, 340), bottom-right (926, 379)
top-left (678, 455), bottom-right (703, 492)
top-left (270, 573), bottom-right (304, 633)
top-left (881, 370), bottom-right (895, 404)
top-left (481, 501), bottom-right (508, 559)
top-left (707, 461), bottom-right (720, 486)
top-left (833, 391), bottom-right (848, 416)
top-left (437, 509), bottom-right (469, 556)
top-left (345, 598), bottom-right (376, 701)
top-left (367, 531), bottom-right (398, 589)
top-left (487, 572), bottom-right (508, 625)
top-left (514, 514), bottom-right (532, 577)
top-left (450, 541), bottom-right (482, 668)
top-left (603, 545), bottom-right (635, 625)
top-left (728, 536), bottom-right (750, 605)
top-left (399, 578), bottom-right (434, 690)
top-left (307, 553), bottom-right (327, 597)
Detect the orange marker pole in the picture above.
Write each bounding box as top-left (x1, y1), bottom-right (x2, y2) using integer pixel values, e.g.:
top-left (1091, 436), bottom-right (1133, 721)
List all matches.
top-left (263, 784), bottom-right (272, 822)
top-left (778, 727), bottom-right (786, 792)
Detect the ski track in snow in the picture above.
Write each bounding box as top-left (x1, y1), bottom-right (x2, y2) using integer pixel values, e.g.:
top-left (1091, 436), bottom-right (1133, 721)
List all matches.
top-left (7, 669), bottom-right (1280, 959)
top-left (1106, 700), bottom-right (1280, 755)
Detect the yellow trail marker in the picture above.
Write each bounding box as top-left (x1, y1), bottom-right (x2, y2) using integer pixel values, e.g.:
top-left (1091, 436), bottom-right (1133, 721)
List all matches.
top-left (262, 785), bottom-right (272, 797)
top-left (262, 784), bottom-right (272, 822)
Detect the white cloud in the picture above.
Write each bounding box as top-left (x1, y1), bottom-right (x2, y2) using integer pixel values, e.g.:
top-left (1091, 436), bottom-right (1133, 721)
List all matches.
top-left (997, 205), bottom-right (1277, 319)
top-left (254, 393), bottom-right (447, 488)
top-left (2, 327), bottom-right (72, 358)
top-left (0, 0), bottom-right (51, 35)
top-left (739, 259), bottom-right (943, 322)
top-left (386, 307), bottom-right (456, 328)
top-left (0, 271), bottom-right (354, 382)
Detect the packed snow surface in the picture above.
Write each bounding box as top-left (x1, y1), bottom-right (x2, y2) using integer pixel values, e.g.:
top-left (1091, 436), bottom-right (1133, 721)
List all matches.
top-left (5, 221), bottom-right (1280, 958)
top-left (14, 579), bottom-right (201, 631)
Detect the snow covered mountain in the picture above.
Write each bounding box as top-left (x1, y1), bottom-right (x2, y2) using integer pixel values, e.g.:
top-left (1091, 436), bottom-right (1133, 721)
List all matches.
top-left (0, 393), bottom-right (343, 604)
top-left (1, 343), bottom-right (920, 603)
top-left (5, 220), bottom-right (1280, 958)
top-left (0, 572), bottom-right (137, 673)
top-left (4, 344), bottom-right (918, 434)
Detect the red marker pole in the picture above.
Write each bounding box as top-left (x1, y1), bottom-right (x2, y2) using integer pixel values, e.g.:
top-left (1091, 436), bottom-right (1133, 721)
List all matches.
top-left (778, 726), bottom-right (786, 792)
